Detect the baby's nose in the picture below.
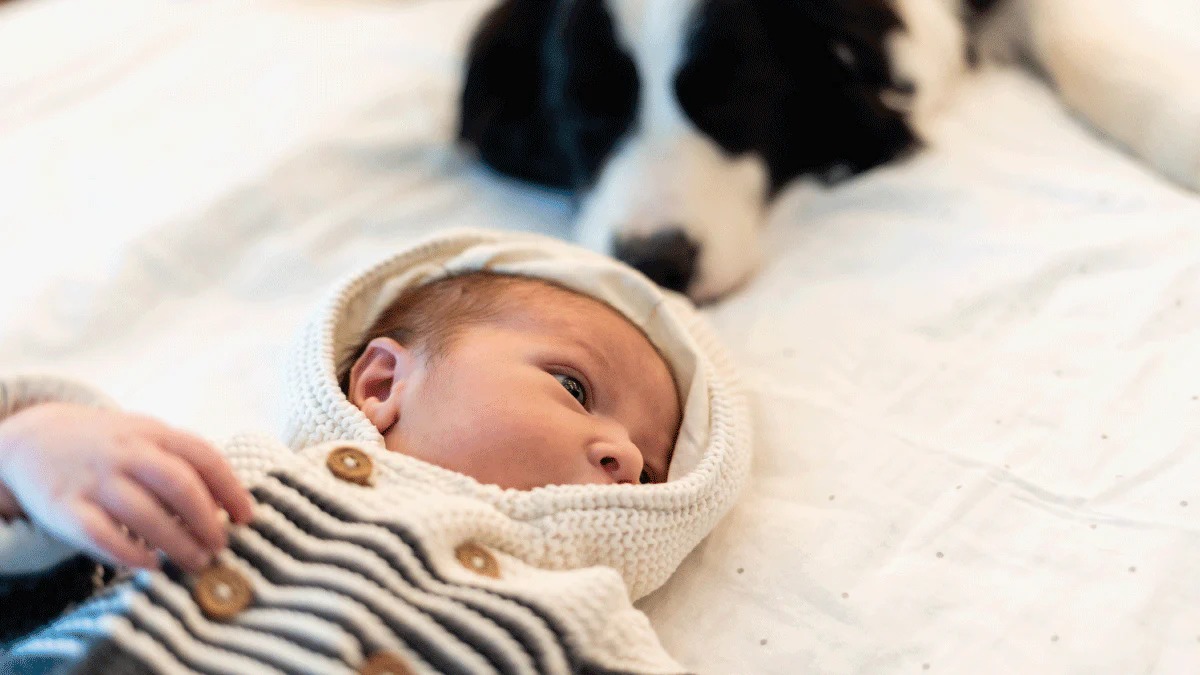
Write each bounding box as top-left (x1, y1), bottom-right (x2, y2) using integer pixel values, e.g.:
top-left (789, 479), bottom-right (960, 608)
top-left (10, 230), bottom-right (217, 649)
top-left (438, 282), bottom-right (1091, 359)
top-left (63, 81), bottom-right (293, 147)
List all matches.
top-left (588, 438), bottom-right (644, 484)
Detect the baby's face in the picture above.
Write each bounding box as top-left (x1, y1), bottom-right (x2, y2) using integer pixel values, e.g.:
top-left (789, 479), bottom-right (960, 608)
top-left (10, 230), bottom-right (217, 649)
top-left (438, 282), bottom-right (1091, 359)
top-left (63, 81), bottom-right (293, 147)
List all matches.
top-left (349, 287), bottom-right (681, 490)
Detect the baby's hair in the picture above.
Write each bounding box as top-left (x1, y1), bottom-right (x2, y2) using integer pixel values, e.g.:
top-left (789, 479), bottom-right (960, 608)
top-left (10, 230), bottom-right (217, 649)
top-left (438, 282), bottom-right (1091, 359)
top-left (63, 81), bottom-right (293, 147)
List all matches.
top-left (338, 271), bottom-right (590, 393)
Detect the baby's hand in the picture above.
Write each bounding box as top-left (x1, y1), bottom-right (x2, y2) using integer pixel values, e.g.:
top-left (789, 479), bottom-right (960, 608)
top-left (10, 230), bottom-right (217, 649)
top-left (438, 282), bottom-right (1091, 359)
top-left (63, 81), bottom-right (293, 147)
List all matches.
top-left (0, 403), bottom-right (254, 572)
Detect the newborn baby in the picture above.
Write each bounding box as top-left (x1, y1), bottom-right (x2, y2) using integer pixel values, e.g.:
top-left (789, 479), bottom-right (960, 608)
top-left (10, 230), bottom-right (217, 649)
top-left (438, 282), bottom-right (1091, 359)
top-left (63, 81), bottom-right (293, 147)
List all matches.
top-left (339, 270), bottom-right (679, 489)
top-left (0, 230), bottom-right (750, 674)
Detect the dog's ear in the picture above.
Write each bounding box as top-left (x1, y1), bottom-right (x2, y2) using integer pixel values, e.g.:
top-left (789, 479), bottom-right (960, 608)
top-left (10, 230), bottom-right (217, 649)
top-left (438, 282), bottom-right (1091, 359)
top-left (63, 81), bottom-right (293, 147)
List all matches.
top-left (777, 0), bottom-right (921, 182)
top-left (458, 0), bottom-right (571, 189)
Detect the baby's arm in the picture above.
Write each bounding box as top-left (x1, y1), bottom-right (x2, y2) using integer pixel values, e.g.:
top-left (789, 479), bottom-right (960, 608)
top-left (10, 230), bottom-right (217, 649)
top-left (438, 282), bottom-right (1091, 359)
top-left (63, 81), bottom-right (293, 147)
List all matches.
top-left (0, 379), bottom-right (254, 573)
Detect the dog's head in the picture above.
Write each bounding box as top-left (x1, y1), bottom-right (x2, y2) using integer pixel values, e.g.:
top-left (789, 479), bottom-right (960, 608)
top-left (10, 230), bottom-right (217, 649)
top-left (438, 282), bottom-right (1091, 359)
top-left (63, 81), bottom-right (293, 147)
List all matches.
top-left (460, 0), bottom-right (920, 300)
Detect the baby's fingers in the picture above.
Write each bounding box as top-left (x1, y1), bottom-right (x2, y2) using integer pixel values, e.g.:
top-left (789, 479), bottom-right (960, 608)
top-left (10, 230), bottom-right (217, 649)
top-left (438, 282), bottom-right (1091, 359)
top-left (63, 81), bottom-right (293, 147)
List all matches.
top-left (99, 478), bottom-right (213, 572)
top-left (71, 500), bottom-right (157, 570)
top-left (148, 424), bottom-right (254, 525)
top-left (128, 451), bottom-right (226, 553)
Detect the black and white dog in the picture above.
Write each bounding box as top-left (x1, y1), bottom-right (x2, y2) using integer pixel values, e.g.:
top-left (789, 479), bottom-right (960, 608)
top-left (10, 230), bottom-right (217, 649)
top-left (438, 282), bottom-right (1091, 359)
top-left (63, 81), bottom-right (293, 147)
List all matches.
top-left (458, 0), bottom-right (1200, 300)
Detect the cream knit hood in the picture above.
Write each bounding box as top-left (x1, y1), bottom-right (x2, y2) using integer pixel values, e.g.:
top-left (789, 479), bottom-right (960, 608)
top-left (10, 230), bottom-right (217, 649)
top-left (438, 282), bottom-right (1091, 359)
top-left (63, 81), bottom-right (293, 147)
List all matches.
top-left (281, 229), bottom-right (750, 600)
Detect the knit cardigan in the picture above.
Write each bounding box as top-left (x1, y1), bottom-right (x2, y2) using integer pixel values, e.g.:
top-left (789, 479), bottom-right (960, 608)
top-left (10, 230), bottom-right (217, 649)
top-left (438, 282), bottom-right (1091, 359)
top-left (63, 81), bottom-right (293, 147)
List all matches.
top-left (0, 229), bottom-right (751, 674)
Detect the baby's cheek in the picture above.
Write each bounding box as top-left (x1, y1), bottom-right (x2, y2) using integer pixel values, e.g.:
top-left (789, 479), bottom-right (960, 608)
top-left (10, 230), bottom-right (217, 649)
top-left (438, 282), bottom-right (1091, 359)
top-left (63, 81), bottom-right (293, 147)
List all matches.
top-left (486, 414), bottom-right (576, 479)
top-left (483, 414), bottom-right (554, 457)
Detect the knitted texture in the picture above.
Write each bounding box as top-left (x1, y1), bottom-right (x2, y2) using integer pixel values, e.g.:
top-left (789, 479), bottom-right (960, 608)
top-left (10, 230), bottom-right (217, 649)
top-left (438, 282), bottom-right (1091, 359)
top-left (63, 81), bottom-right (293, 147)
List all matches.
top-left (0, 375), bottom-right (115, 420)
top-left (0, 229), bottom-right (752, 673)
top-left (6, 435), bottom-right (691, 674)
top-left (282, 229), bottom-right (752, 600)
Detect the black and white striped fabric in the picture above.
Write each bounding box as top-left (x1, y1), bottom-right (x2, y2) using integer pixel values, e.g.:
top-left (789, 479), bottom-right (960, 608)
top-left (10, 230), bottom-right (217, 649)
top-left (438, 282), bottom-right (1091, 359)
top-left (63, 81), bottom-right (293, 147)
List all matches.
top-left (3, 438), bottom-right (689, 675)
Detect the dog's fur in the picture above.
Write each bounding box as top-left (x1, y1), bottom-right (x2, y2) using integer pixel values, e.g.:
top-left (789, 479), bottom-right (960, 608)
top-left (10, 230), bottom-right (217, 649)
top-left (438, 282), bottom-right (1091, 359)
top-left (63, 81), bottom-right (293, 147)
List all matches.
top-left (459, 0), bottom-right (1200, 300)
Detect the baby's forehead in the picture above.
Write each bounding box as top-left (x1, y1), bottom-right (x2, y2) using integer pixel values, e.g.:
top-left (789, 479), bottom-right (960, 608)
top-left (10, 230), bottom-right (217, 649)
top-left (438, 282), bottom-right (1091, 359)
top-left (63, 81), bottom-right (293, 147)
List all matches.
top-left (494, 280), bottom-right (651, 346)
top-left (486, 277), bottom-right (629, 326)
top-left (493, 276), bottom-right (606, 307)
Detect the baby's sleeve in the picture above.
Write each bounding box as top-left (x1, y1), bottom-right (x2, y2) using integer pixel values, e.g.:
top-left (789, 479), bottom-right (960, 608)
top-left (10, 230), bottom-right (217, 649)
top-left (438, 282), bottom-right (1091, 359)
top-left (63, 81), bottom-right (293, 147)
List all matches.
top-left (0, 374), bottom-right (117, 420)
top-left (0, 376), bottom-right (118, 646)
top-left (0, 528), bottom-right (108, 646)
top-left (0, 374), bottom-right (118, 574)
top-left (0, 376), bottom-right (121, 566)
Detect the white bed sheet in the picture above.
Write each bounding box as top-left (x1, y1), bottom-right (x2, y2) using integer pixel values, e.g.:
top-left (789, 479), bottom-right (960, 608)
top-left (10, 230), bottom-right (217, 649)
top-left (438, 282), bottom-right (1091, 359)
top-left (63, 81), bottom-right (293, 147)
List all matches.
top-left (1, 1), bottom-right (1198, 673)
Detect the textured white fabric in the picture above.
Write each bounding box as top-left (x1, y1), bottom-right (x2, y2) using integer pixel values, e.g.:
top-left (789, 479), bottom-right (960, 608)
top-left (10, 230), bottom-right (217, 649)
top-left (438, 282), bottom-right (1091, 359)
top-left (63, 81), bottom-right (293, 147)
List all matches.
top-left (16, 429), bottom-right (686, 672)
top-left (2, 1), bottom-right (1200, 673)
top-left (237, 434), bottom-right (690, 673)
top-left (283, 228), bottom-right (750, 600)
top-left (7, 429), bottom-right (692, 673)
top-left (0, 376), bottom-right (115, 418)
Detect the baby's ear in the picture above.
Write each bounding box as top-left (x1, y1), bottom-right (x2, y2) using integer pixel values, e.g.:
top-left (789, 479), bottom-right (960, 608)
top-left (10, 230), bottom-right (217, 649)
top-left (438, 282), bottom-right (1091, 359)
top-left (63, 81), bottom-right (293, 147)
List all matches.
top-left (346, 337), bottom-right (416, 434)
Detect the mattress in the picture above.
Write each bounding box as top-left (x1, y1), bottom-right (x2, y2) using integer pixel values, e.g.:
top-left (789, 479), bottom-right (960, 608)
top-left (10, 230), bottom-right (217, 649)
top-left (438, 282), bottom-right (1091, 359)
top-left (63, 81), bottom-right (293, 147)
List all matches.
top-left (1, 0), bottom-right (1198, 672)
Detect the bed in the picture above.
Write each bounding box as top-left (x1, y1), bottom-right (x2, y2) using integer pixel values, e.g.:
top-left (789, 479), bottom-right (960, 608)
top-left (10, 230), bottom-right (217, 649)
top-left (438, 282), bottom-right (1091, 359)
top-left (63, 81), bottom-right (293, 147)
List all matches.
top-left (2, 0), bottom-right (1198, 672)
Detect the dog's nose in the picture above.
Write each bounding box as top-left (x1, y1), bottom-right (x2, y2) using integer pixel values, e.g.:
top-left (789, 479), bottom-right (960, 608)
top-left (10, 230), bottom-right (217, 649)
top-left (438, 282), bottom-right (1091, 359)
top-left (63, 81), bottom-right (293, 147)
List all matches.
top-left (613, 228), bottom-right (700, 294)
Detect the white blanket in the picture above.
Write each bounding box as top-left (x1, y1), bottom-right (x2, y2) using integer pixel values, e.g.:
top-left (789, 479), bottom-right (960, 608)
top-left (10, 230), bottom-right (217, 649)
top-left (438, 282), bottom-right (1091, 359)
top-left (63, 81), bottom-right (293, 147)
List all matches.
top-left (1, 1), bottom-right (1198, 673)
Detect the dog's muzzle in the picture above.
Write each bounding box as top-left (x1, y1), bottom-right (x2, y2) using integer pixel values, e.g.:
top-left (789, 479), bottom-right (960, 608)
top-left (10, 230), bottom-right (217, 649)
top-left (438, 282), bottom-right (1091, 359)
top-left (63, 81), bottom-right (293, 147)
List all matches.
top-left (613, 228), bottom-right (701, 294)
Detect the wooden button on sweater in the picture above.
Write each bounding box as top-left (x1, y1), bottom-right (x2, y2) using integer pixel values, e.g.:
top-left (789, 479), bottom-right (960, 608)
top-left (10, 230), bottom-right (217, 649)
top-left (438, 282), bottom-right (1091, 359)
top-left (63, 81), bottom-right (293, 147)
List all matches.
top-left (327, 446), bottom-right (373, 485)
top-left (359, 651), bottom-right (413, 675)
top-left (455, 542), bottom-right (500, 578)
top-left (194, 564), bottom-right (253, 620)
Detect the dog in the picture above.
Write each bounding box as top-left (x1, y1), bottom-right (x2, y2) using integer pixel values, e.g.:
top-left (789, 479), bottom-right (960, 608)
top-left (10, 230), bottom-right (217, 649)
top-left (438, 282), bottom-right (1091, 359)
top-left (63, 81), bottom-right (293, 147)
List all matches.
top-left (458, 0), bottom-right (1200, 300)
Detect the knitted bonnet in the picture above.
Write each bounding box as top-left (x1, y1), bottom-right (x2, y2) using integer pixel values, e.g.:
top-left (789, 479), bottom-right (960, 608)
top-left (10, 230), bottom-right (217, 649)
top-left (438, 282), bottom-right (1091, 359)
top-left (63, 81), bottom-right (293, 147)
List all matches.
top-left (282, 229), bottom-right (750, 599)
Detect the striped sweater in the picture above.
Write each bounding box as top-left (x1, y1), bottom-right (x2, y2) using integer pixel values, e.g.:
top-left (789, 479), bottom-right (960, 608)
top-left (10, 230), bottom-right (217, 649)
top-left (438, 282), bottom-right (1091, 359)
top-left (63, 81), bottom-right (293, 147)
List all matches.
top-left (0, 230), bottom-right (752, 674)
top-left (4, 434), bottom-right (689, 674)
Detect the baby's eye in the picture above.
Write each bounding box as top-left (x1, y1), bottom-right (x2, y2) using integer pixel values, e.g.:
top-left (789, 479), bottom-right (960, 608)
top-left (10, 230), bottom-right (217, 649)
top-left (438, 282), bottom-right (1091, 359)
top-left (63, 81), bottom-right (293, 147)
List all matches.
top-left (555, 373), bottom-right (588, 407)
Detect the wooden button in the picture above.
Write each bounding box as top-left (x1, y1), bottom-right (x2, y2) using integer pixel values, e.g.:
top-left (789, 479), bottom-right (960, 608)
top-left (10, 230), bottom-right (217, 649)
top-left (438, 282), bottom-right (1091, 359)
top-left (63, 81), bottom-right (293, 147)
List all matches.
top-left (454, 542), bottom-right (500, 579)
top-left (194, 564), bottom-right (253, 620)
top-left (327, 446), bottom-right (373, 485)
top-left (359, 651), bottom-right (413, 675)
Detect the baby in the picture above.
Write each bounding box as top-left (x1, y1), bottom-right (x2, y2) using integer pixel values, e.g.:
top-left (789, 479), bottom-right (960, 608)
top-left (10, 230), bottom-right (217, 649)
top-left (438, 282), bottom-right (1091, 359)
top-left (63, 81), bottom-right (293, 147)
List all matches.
top-left (0, 230), bottom-right (749, 674)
